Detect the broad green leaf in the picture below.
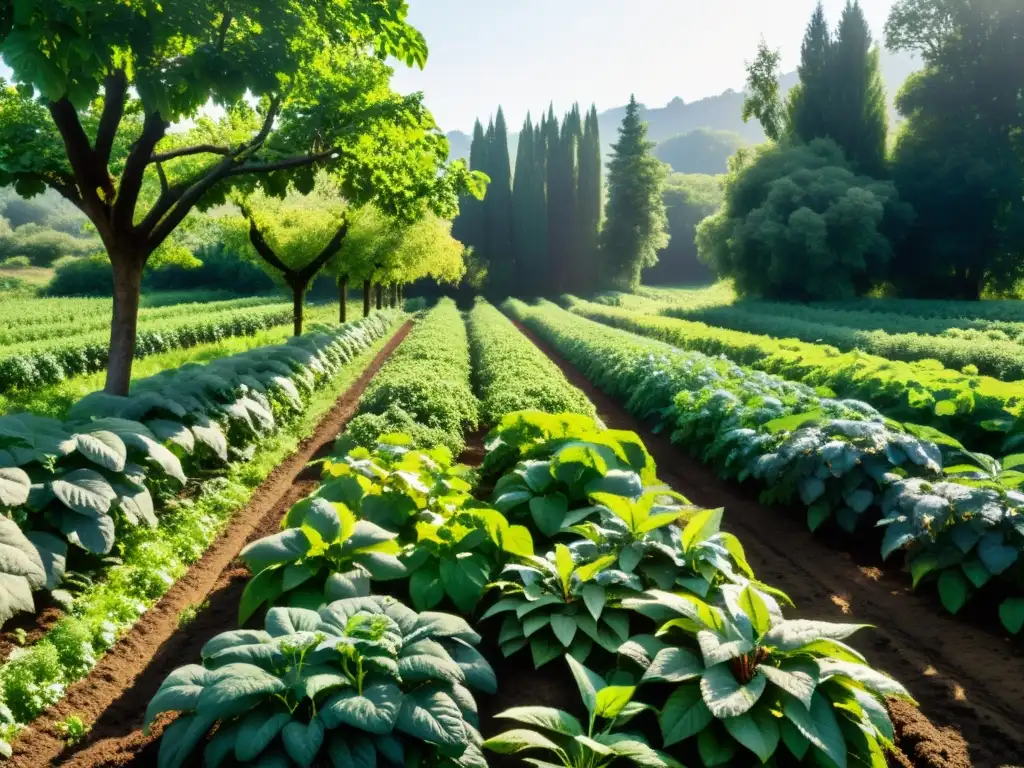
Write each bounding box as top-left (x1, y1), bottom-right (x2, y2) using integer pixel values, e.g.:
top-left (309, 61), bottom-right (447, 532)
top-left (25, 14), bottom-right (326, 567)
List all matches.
top-left (51, 469), bottom-right (116, 517)
top-left (57, 509), bottom-right (116, 554)
top-left (282, 717), bottom-right (325, 768)
top-left (682, 508), bottom-right (723, 551)
top-left (74, 431), bottom-right (127, 472)
top-left (320, 681), bottom-right (402, 734)
top-left (240, 529), bottom-right (310, 575)
top-left (581, 583), bottom-right (605, 621)
top-left (999, 597), bottom-right (1024, 635)
top-left (641, 647), bottom-right (703, 684)
top-left (234, 710), bottom-right (291, 761)
top-left (700, 663), bottom-right (767, 718)
top-left (445, 639), bottom-right (497, 694)
top-left (576, 554), bottom-right (617, 583)
top-left (530, 493), bottom-right (569, 538)
top-left (759, 661), bottom-right (818, 709)
top-left (410, 563), bottom-right (444, 611)
top-left (738, 584), bottom-right (772, 637)
top-left (722, 709), bottom-right (779, 762)
top-left (530, 635), bottom-right (563, 668)
top-left (399, 640), bottom-right (466, 685)
top-left (600, 734), bottom-right (682, 768)
top-left (659, 685), bottom-right (713, 746)
top-left (145, 665), bottom-right (214, 729)
top-left (783, 692), bottom-right (847, 768)
top-left (697, 726), bottom-right (738, 766)
top-left (554, 543), bottom-right (575, 596)
top-left (550, 614), bottom-right (577, 647)
top-left (815, 660), bottom-right (909, 698)
top-left (0, 467), bottom-right (30, 508)
top-left (495, 706), bottom-right (583, 736)
top-left (395, 686), bottom-right (466, 750)
top-left (195, 664), bottom-right (287, 721)
top-left (594, 685), bottom-right (635, 719)
top-left (482, 728), bottom-right (563, 755)
top-left (762, 620), bottom-right (868, 652)
top-left (157, 713), bottom-right (217, 768)
top-left (566, 654), bottom-right (605, 714)
top-left (440, 553), bottom-right (490, 613)
top-left (937, 570), bottom-right (970, 614)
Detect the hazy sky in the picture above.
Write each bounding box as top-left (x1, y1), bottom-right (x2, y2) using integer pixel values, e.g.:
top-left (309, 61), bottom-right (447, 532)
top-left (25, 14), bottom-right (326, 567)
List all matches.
top-left (390, 0), bottom-right (898, 134)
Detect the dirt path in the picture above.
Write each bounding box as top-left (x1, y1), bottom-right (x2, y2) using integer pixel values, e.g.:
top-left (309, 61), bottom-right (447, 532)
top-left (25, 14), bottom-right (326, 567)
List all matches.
top-left (513, 320), bottom-right (1024, 768)
top-left (10, 320), bottom-right (412, 768)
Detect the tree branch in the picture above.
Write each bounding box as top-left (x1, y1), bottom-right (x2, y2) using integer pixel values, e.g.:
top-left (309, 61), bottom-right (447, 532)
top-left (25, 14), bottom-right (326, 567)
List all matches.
top-left (95, 70), bottom-right (128, 172)
top-left (246, 217), bottom-right (294, 277)
top-left (148, 144), bottom-right (232, 164)
top-left (298, 221), bottom-right (350, 282)
top-left (156, 162), bottom-right (169, 195)
top-left (112, 110), bottom-right (168, 232)
top-left (221, 149), bottom-right (338, 178)
top-left (47, 97), bottom-right (106, 208)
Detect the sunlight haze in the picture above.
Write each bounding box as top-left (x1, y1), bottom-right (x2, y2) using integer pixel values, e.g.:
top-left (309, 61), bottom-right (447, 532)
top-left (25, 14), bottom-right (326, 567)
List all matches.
top-left (391, 0), bottom-right (899, 133)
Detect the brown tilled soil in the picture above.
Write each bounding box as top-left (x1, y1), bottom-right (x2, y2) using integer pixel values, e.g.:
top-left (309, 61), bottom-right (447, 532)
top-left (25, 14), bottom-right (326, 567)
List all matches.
top-left (511, 320), bottom-right (1023, 768)
top-left (9, 320), bottom-right (412, 768)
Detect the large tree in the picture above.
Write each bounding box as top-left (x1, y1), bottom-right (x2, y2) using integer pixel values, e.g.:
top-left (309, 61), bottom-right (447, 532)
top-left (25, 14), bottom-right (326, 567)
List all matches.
top-left (577, 105), bottom-right (603, 295)
top-left (643, 173), bottom-right (723, 285)
top-left (484, 108), bottom-right (514, 295)
top-left (599, 96), bottom-right (669, 290)
top-left (886, 0), bottom-right (1024, 298)
top-left (787, 3), bottom-right (835, 145)
top-left (511, 113), bottom-right (538, 296)
top-left (0, 0), bottom-right (470, 394)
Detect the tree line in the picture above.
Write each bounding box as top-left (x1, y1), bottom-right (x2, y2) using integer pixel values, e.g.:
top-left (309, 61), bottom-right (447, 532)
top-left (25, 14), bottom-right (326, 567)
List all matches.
top-left (453, 97), bottom-right (669, 297)
top-left (700, 0), bottom-right (1024, 301)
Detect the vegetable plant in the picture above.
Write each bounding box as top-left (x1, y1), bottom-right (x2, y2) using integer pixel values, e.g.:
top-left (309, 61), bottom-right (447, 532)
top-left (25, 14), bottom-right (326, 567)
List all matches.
top-left (620, 586), bottom-right (910, 766)
top-left (483, 654), bottom-right (680, 768)
top-left (147, 596), bottom-right (494, 767)
top-left (483, 544), bottom-right (637, 667)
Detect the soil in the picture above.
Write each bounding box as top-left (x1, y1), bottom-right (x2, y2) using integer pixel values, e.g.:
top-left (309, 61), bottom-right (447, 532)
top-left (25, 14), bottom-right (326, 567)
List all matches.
top-left (8, 320), bottom-right (412, 768)
top-left (511, 320), bottom-right (1023, 768)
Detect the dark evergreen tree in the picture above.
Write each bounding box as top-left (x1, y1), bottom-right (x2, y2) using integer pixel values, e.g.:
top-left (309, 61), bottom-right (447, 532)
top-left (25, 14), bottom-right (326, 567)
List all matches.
top-left (578, 104), bottom-right (603, 294)
top-left (452, 119), bottom-right (488, 268)
top-left (559, 104), bottom-right (583, 294)
top-left (788, 2), bottom-right (834, 144)
top-left (482, 117), bottom-right (496, 262)
top-left (511, 113), bottom-right (538, 295)
top-left (532, 118), bottom-right (551, 293)
top-left (600, 95), bottom-right (670, 290)
top-left (544, 105), bottom-right (566, 294)
top-left (829, 0), bottom-right (888, 175)
top-left (484, 108), bottom-right (514, 296)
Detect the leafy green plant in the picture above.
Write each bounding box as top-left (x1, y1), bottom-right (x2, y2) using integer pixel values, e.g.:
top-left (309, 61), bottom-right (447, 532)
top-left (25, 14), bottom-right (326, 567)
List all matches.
top-left (177, 600), bottom-right (210, 628)
top-left (146, 596), bottom-right (494, 767)
top-left (483, 654), bottom-right (680, 768)
top-left (57, 713), bottom-right (89, 745)
top-left (483, 543), bottom-right (637, 667)
top-left (620, 586), bottom-right (910, 765)
top-left (238, 498), bottom-right (407, 623)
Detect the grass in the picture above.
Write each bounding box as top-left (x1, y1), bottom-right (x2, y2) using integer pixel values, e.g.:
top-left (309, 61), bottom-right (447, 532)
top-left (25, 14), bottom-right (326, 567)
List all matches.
top-left (0, 266), bottom-right (54, 287)
top-left (0, 302), bottom-right (361, 418)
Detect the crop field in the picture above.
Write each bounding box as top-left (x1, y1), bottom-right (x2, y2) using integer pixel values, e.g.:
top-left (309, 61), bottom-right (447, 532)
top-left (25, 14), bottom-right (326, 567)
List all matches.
top-left (0, 294), bottom-right (1021, 768)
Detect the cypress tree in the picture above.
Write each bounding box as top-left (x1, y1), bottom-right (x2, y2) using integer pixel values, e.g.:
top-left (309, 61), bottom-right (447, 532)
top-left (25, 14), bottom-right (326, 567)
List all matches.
top-left (600, 95), bottom-right (670, 290)
top-left (482, 118), bottom-right (496, 263)
top-left (829, 0), bottom-right (888, 175)
top-left (532, 119), bottom-right (550, 293)
top-left (578, 104), bottom-right (603, 294)
top-left (453, 120), bottom-right (488, 264)
top-left (559, 105), bottom-right (583, 294)
top-left (544, 105), bottom-right (565, 295)
top-left (512, 113), bottom-right (537, 295)
top-left (788, 2), bottom-right (834, 145)
top-left (484, 108), bottom-right (514, 296)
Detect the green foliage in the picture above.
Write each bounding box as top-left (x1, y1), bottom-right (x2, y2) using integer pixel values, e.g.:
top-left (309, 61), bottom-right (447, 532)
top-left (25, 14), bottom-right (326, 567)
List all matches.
top-left (621, 585), bottom-right (909, 764)
top-left (57, 714), bottom-right (89, 745)
top-left (696, 139), bottom-right (910, 300)
top-left (0, 218), bottom-right (98, 268)
top-left (0, 312), bottom-right (398, 626)
top-left (741, 40), bottom-right (786, 142)
top-left (146, 596), bottom-right (492, 767)
top-left (643, 174), bottom-right (723, 286)
top-left (350, 299), bottom-right (478, 455)
top-left (483, 655), bottom-right (680, 768)
top-left (506, 299), bottom-right (1024, 632)
top-left (886, 0), bottom-right (1024, 299)
top-left (467, 299), bottom-right (595, 426)
top-left (483, 108), bottom-right (514, 295)
top-left (510, 113), bottom-right (547, 298)
top-left (599, 96), bottom-right (670, 290)
top-left (570, 297), bottom-right (1024, 454)
top-left (653, 129), bottom-right (745, 175)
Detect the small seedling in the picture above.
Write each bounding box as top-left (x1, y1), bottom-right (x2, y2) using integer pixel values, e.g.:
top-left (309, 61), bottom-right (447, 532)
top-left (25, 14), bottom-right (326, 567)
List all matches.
top-left (177, 600), bottom-right (209, 628)
top-left (57, 715), bottom-right (89, 746)
top-left (11, 628), bottom-right (27, 647)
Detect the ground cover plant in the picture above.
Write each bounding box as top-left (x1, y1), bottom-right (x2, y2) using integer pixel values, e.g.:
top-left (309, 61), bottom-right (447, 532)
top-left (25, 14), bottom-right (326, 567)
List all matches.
top-left (507, 300), bottom-right (1024, 635)
top-left (145, 408), bottom-right (914, 766)
top-left (346, 299), bottom-right (479, 455)
top-left (467, 298), bottom-right (596, 425)
top-left (565, 297), bottom-right (1024, 456)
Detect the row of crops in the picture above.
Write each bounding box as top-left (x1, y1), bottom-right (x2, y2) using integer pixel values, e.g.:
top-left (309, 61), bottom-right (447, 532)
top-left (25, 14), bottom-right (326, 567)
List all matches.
top-left (509, 300), bottom-right (1024, 637)
top-left (141, 299), bottom-right (912, 767)
top-left (567, 297), bottom-right (1024, 457)
top-left (0, 301), bottom-right (341, 395)
top-left (0, 312), bottom-right (402, 752)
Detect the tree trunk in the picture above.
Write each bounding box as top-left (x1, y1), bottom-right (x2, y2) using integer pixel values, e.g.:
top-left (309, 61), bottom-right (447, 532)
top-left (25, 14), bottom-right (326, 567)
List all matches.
top-left (363, 280), bottom-right (372, 317)
top-left (338, 276), bottom-right (348, 323)
top-left (375, 283), bottom-right (383, 310)
top-left (291, 280), bottom-right (307, 336)
top-left (398, 284), bottom-right (403, 305)
top-left (105, 254), bottom-right (145, 396)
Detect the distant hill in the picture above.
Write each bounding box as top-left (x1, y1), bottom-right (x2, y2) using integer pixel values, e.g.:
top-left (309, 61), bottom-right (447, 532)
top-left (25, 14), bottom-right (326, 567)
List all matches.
top-left (446, 48), bottom-right (919, 167)
top-left (654, 128), bottom-right (747, 175)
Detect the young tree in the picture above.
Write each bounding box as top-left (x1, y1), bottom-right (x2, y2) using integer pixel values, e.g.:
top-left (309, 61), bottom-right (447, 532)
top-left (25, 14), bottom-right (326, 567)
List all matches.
top-left (0, 0), bottom-right (437, 394)
top-left (599, 96), bottom-right (670, 290)
top-left (741, 40), bottom-right (786, 142)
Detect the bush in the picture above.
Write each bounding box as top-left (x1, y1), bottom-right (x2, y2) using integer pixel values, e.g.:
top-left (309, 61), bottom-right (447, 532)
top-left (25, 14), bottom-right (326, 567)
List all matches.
top-left (44, 255), bottom-right (112, 296)
top-left (697, 138), bottom-right (912, 300)
top-left (1, 256), bottom-right (30, 268)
